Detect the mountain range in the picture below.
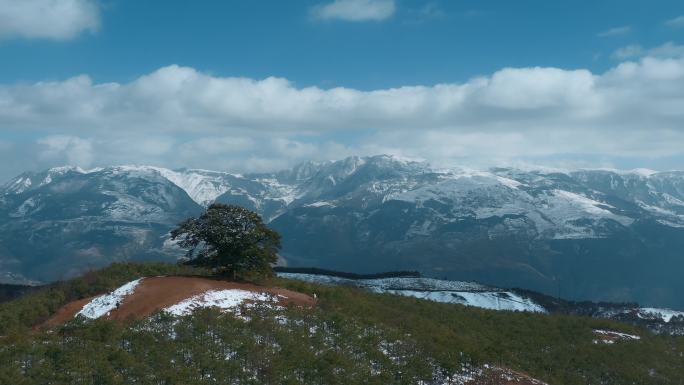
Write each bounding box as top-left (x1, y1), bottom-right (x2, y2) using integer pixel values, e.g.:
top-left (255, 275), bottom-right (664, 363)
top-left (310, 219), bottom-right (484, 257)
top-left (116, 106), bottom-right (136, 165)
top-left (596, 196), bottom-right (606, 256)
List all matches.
top-left (1, 155), bottom-right (683, 308)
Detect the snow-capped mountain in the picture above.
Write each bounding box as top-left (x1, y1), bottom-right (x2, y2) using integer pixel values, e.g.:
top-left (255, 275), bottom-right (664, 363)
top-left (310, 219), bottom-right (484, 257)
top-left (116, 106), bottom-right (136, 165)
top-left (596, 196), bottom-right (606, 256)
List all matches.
top-left (0, 166), bottom-right (202, 283)
top-left (1, 155), bottom-right (683, 308)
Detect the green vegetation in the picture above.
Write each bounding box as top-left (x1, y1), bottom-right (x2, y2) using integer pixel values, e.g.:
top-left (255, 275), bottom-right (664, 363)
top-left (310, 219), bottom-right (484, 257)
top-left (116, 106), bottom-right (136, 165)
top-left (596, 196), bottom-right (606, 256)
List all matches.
top-left (172, 203), bottom-right (281, 278)
top-left (274, 278), bottom-right (684, 384)
top-left (0, 262), bottom-right (207, 335)
top-left (273, 266), bottom-right (420, 280)
top-left (0, 263), bottom-right (682, 384)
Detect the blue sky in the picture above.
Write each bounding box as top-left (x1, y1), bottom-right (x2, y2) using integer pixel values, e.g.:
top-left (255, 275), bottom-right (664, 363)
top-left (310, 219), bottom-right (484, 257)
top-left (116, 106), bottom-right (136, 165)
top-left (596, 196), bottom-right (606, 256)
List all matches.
top-left (0, 0), bottom-right (683, 181)
top-left (3, 0), bottom-right (682, 88)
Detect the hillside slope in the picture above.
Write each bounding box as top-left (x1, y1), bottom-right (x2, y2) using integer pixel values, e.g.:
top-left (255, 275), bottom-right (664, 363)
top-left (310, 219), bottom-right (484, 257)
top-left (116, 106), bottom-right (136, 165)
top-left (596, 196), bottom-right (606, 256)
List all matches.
top-left (0, 263), bottom-right (682, 385)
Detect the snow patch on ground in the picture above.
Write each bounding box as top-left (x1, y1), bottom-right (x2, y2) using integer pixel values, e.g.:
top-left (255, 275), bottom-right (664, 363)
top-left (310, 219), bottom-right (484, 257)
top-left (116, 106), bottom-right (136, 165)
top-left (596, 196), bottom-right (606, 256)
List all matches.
top-left (163, 289), bottom-right (278, 316)
top-left (277, 273), bottom-right (488, 291)
top-left (638, 308), bottom-right (684, 323)
top-left (305, 201), bottom-right (336, 208)
top-left (380, 289), bottom-right (546, 313)
top-left (77, 279), bottom-right (143, 319)
top-left (592, 329), bottom-right (641, 344)
top-left (278, 273), bottom-right (545, 313)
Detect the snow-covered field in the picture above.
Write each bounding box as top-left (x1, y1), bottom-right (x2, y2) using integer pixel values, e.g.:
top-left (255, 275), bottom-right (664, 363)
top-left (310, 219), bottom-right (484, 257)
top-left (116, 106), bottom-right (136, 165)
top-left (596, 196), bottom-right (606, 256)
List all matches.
top-left (278, 273), bottom-right (546, 313)
top-left (278, 273), bottom-right (488, 291)
top-left (638, 308), bottom-right (684, 323)
top-left (78, 278), bottom-right (143, 319)
top-left (74, 279), bottom-right (284, 320)
top-left (164, 290), bottom-right (278, 316)
top-left (592, 329), bottom-right (641, 344)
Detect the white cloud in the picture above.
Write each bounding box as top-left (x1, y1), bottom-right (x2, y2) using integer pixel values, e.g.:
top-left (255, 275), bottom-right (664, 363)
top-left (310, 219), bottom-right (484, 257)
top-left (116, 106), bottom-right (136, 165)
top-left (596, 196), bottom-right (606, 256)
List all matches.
top-left (612, 44), bottom-right (644, 60)
top-left (2, 48), bottom-right (684, 180)
top-left (664, 15), bottom-right (684, 29)
top-left (178, 137), bottom-right (256, 157)
top-left (649, 42), bottom-right (684, 58)
top-left (37, 136), bottom-right (94, 166)
top-left (311, 0), bottom-right (395, 22)
top-left (612, 42), bottom-right (684, 60)
top-left (0, 0), bottom-right (100, 41)
top-left (597, 26), bottom-right (632, 37)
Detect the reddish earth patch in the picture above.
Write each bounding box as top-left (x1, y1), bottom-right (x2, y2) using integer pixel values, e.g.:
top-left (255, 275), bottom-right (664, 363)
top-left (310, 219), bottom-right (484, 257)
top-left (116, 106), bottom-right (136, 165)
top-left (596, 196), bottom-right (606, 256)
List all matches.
top-left (40, 297), bottom-right (96, 328)
top-left (592, 329), bottom-right (640, 344)
top-left (41, 276), bottom-right (314, 328)
top-left (468, 366), bottom-right (548, 385)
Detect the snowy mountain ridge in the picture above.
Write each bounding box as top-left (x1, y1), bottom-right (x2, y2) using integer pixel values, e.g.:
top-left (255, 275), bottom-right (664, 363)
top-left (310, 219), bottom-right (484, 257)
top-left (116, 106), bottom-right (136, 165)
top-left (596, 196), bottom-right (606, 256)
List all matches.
top-left (3, 155), bottom-right (684, 244)
top-left (5, 156), bottom-right (683, 234)
top-left (2, 155), bottom-right (684, 308)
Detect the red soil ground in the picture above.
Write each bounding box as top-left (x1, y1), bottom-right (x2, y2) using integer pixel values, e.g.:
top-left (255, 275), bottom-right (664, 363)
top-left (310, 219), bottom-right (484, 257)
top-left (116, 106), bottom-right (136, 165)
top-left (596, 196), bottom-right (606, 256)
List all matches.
top-left (469, 366), bottom-right (549, 385)
top-left (41, 276), bottom-right (315, 328)
top-left (592, 329), bottom-right (640, 344)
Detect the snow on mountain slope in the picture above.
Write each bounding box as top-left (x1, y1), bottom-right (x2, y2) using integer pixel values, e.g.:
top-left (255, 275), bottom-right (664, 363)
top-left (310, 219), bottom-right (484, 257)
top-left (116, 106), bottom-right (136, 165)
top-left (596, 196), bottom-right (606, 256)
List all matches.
top-left (2, 156), bottom-right (682, 245)
top-left (164, 290), bottom-right (278, 316)
top-left (3, 155), bottom-right (684, 307)
top-left (381, 289), bottom-right (546, 313)
top-left (4, 157), bottom-right (680, 235)
top-left (149, 168), bottom-right (240, 206)
top-left (2, 166), bottom-right (93, 195)
top-left (638, 308), bottom-right (684, 323)
top-left (277, 273), bottom-right (546, 313)
top-left (78, 278), bottom-right (143, 319)
top-left (1, 165), bottom-right (239, 207)
top-left (385, 170), bottom-right (635, 239)
top-left (278, 273), bottom-right (488, 291)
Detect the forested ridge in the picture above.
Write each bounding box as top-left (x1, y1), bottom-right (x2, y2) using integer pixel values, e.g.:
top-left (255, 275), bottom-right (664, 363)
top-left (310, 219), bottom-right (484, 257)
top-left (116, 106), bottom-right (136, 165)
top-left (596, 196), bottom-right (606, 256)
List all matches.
top-left (0, 263), bottom-right (682, 384)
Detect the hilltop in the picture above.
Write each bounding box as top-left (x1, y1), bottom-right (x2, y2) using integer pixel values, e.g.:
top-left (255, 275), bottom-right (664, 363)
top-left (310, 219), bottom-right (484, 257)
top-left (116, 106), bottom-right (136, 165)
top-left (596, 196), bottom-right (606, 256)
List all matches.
top-left (41, 276), bottom-right (315, 328)
top-left (0, 262), bottom-right (682, 384)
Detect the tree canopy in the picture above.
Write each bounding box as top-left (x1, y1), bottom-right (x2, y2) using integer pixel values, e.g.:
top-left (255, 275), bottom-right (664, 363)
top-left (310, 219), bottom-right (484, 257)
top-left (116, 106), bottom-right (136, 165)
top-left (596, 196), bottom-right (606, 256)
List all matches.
top-left (170, 204), bottom-right (281, 277)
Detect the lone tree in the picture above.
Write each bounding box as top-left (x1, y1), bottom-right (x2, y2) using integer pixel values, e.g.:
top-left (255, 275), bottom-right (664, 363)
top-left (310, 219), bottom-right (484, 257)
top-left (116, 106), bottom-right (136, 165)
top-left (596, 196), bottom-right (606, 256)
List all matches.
top-left (170, 203), bottom-right (281, 278)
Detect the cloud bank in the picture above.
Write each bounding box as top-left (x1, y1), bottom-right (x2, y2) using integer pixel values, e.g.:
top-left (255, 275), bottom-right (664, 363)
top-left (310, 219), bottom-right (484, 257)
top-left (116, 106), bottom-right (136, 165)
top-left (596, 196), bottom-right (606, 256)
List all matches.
top-left (664, 15), bottom-right (684, 29)
top-left (1, 48), bottom-right (684, 181)
top-left (311, 0), bottom-right (395, 22)
top-left (612, 42), bottom-right (684, 60)
top-left (0, 0), bottom-right (100, 41)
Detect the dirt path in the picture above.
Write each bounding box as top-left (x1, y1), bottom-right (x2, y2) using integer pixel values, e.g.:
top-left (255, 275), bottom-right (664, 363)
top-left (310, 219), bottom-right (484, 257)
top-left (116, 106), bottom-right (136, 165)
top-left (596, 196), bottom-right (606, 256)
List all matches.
top-left (41, 276), bottom-right (315, 328)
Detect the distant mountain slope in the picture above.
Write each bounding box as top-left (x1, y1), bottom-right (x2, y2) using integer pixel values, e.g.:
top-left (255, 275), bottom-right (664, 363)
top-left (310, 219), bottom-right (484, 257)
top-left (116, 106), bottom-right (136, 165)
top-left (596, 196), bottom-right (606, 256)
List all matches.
top-left (1, 155), bottom-right (683, 308)
top-left (0, 166), bottom-right (202, 282)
